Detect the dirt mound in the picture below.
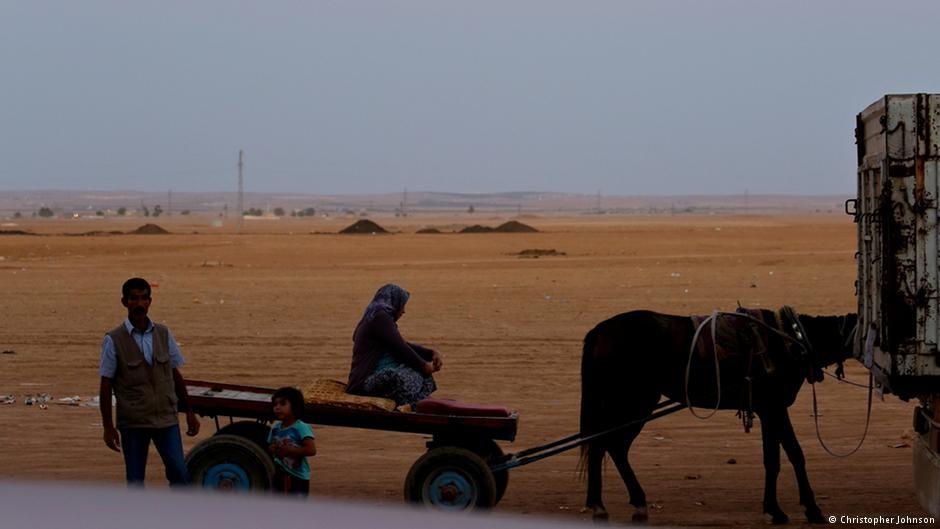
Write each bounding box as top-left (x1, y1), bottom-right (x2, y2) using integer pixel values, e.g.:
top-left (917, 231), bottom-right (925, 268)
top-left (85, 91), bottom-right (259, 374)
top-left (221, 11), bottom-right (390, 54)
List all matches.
top-left (0, 230), bottom-right (33, 236)
top-left (516, 248), bottom-right (565, 258)
top-left (416, 228), bottom-right (442, 234)
top-left (65, 230), bottom-right (124, 237)
top-left (495, 220), bottom-right (539, 233)
top-left (339, 220), bottom-right (388, 234)
top-left (459, 225), bottom-right (495, 233)
top-left (459, 221), bottom-right (539, 234)
top-left (128, 224), bottom-right (170, 235)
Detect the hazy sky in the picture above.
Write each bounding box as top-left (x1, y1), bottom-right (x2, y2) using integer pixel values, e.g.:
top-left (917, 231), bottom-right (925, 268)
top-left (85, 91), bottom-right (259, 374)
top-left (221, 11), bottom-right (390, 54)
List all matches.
top-left (1, 1), bottom-right (938, 195)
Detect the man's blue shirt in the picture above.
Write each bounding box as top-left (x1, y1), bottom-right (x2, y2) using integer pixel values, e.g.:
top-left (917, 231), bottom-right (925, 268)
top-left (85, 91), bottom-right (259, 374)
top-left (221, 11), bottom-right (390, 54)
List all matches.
top-left (99, 319), bottom-right (184, 378)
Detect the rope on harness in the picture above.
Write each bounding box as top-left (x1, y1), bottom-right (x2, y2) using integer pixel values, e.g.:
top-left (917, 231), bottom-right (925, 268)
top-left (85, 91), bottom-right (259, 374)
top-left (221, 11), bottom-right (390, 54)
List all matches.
top-left (685, 309), bottom-right (810, 425)
top-left (685, 310), bottom-right (723, 420)
top-left (686, 308), bottom-right (872, 456)
top-left (810, 370), bottom-right (873, 457)
top-left (740, 350), bottom-right (756, 433)
top-left (809, 320), bottom-right (872, 458)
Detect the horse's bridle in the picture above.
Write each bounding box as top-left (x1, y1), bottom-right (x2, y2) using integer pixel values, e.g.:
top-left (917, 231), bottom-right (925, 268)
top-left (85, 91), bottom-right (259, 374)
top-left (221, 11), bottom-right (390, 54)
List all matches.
top-left (777, 306), bottom-right (819, 381)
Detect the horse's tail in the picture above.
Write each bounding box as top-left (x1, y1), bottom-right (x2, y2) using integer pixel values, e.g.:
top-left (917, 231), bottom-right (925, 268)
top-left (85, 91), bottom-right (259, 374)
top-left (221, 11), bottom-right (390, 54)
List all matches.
top-left (578, 325), bottom-right (603, 480)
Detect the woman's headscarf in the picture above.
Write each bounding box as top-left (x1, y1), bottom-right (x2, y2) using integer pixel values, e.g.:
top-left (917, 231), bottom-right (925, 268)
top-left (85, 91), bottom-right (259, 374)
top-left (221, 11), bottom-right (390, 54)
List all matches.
top-left (354, 284), bottom-right (410, 337)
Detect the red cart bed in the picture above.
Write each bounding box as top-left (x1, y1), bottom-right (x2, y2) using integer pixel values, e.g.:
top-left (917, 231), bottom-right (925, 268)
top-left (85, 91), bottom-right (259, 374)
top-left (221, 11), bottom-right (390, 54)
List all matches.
top-left (186, 379), bottom-right (518, 441)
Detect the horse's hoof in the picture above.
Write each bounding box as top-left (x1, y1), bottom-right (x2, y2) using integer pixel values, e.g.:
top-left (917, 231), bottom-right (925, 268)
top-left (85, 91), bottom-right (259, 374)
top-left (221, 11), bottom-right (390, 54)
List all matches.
top-left (590, 506), bottom-right (609, 523)
top-left (765, 509), bottom-right (789, 525)
top-left (805, 506), bottom-right (825, 524)
top-left (631, 506), bottom-right (649, 523)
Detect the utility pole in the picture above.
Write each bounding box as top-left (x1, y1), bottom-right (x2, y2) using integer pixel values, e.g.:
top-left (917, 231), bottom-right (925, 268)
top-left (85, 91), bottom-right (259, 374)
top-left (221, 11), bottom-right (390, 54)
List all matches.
top-left (596, 189), bottom-right (602, 214)
top-left (744, 188), bottom-right (749, 214)
top-left (237, 150), bottom-right (244, 233)
top-left (401, 188), bottom-right (408, 217)
top-left (167, 189), bottom-right (172, 217)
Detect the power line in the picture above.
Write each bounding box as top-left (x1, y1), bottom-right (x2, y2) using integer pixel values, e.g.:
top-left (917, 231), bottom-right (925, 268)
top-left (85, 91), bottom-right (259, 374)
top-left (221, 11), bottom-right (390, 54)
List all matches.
top-left (237, 150), bottom-right (244, 233)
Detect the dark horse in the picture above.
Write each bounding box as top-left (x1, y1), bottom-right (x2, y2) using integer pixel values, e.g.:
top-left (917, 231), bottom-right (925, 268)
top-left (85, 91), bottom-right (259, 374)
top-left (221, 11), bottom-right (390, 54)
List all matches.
top-left (580, 308), bottom-right (856, 524)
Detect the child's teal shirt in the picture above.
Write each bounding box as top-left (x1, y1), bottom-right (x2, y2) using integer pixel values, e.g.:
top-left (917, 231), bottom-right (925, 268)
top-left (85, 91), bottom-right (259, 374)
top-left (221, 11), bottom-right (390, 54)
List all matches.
top-left (267, 420), bottom-right (315, 480)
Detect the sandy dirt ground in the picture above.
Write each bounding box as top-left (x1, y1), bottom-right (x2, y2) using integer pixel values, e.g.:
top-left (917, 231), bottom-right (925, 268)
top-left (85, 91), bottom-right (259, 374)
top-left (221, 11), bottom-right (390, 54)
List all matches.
top-left (0, 213), bottom-right (925, 527)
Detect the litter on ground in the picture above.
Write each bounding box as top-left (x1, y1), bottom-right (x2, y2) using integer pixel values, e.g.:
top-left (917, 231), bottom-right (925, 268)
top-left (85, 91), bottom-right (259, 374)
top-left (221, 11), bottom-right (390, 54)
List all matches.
top-left (24, 394), bottom-right (52, 406)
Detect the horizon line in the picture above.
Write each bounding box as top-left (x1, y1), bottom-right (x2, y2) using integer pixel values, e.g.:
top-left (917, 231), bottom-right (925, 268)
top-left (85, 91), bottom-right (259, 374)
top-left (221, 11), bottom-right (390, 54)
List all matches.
top-left (0, 188), bottom-right (852, 198)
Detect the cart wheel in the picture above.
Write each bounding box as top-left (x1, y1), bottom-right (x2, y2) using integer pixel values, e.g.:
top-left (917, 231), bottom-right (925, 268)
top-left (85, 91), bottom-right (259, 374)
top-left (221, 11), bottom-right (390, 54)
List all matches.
top-left (404, 447), bottom-right (497, 511)
top-left (215, 421), bottom-right (271, 451)
top-left (187, 434), bottom-right (274, 492)
top-left (476, 440), bottom-right (509, 504)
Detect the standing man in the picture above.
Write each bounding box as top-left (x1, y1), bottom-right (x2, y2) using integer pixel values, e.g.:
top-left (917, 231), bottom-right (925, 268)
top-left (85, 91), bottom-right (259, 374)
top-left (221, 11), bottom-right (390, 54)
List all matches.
top-left (99, 277), bottom-right (200, 486)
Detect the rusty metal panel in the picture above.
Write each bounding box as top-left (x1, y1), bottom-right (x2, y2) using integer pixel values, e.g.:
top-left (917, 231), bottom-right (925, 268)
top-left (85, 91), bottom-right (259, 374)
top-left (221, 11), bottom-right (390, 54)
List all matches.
top-left (854, 94), bottom-right (940, 399)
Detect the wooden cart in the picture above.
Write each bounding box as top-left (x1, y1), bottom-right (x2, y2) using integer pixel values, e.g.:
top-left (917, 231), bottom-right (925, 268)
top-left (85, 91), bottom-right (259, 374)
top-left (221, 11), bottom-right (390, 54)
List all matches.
top-left (184, 380), bottom-right (518, 510)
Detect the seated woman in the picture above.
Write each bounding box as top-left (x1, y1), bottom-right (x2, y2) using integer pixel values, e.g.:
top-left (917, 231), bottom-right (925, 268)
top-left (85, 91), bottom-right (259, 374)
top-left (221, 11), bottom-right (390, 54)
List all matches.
top-left (346, 284), bottom-right (442, 407)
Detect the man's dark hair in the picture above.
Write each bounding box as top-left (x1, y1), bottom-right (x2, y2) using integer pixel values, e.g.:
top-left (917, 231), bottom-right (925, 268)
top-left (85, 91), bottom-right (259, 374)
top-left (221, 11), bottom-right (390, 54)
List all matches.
top-left (271, 386), bottom-right (305, 417)
top-left (122, 277), bottom-right (151, 298)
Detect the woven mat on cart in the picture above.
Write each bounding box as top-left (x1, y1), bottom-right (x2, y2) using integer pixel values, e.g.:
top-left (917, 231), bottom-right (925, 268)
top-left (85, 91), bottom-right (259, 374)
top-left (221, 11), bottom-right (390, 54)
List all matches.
top-left (304, 379), bottom-right (397, 411)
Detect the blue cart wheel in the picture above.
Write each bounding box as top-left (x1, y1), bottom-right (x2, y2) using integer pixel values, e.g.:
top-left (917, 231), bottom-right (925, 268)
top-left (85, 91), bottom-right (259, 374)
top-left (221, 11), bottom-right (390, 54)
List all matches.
top-left (404, 447), bottom-right (497, 510)
top-left (202, 462), bottom-right (252, 492)
top-left (426, 468), bottom-right (477, 510)
top-left (186, 434), bottom-right (274, 491)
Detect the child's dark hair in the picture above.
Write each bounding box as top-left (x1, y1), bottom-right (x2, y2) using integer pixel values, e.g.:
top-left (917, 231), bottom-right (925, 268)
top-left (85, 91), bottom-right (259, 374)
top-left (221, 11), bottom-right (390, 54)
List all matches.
top-left (271, 386), bottom-right (304, 417)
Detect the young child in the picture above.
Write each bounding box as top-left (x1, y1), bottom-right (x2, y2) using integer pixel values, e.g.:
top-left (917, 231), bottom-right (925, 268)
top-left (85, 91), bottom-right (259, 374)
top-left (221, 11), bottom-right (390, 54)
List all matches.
top-left (267, 387), bottom-right (316, 496)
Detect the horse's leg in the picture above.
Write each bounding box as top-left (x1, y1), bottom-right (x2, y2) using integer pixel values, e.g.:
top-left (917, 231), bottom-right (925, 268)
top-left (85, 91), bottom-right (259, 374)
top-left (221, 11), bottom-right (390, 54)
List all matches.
top-left (779, 410), bottom-right (824, 523)
top-left (585, 442), bottom-right (608, 522)
top-left (757, 410), bottom-right (788, 524)
top-left (606, 425), bottom-right (648, 523)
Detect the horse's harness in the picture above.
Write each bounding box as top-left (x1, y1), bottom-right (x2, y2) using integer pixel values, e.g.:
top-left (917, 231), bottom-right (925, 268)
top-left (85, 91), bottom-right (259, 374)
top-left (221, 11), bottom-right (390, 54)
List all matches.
top-left (689, 308), bottom-right (870, 456)
top-left (689, 306), bottom-right (821, 433)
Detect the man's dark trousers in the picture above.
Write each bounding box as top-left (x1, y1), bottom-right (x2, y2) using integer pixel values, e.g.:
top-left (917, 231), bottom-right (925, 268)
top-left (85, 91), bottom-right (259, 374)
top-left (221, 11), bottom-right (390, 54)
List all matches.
top-left (120, 425), bottom-right (188, 486)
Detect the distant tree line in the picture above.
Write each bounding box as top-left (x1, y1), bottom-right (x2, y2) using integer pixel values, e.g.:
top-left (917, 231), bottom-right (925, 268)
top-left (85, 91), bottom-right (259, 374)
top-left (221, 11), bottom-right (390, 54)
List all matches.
top-left (293, 207), bottom-right (316, 217)
top-left (22, 205), bottom-right (317, 219)
top-left (242, 207), bottom-right (316, 217)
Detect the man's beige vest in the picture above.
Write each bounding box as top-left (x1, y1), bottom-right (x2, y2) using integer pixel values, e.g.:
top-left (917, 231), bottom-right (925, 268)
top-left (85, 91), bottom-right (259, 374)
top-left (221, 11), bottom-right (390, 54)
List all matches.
top-left (108, 323), bottom-right (179, 429)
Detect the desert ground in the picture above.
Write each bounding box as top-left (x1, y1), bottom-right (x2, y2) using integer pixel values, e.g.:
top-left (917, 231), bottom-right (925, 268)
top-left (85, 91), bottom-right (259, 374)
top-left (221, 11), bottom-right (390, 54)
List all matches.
top-left (0, 212), bottom-right (922, 527)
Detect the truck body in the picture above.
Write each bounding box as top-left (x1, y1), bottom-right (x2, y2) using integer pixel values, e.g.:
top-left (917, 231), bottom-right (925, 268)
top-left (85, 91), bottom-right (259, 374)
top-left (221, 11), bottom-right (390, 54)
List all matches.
top-left (854, 93), bottom-right (940, 515)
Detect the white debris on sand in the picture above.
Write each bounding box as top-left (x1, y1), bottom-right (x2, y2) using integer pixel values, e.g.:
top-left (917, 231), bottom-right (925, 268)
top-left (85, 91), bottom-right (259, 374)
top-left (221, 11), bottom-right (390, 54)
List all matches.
top-left (2, 393), bottom-right (112, 408)
top-left (80, 396), bottom-right (112, 408)
top-left (24, 394), bottom-right (52, 406)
